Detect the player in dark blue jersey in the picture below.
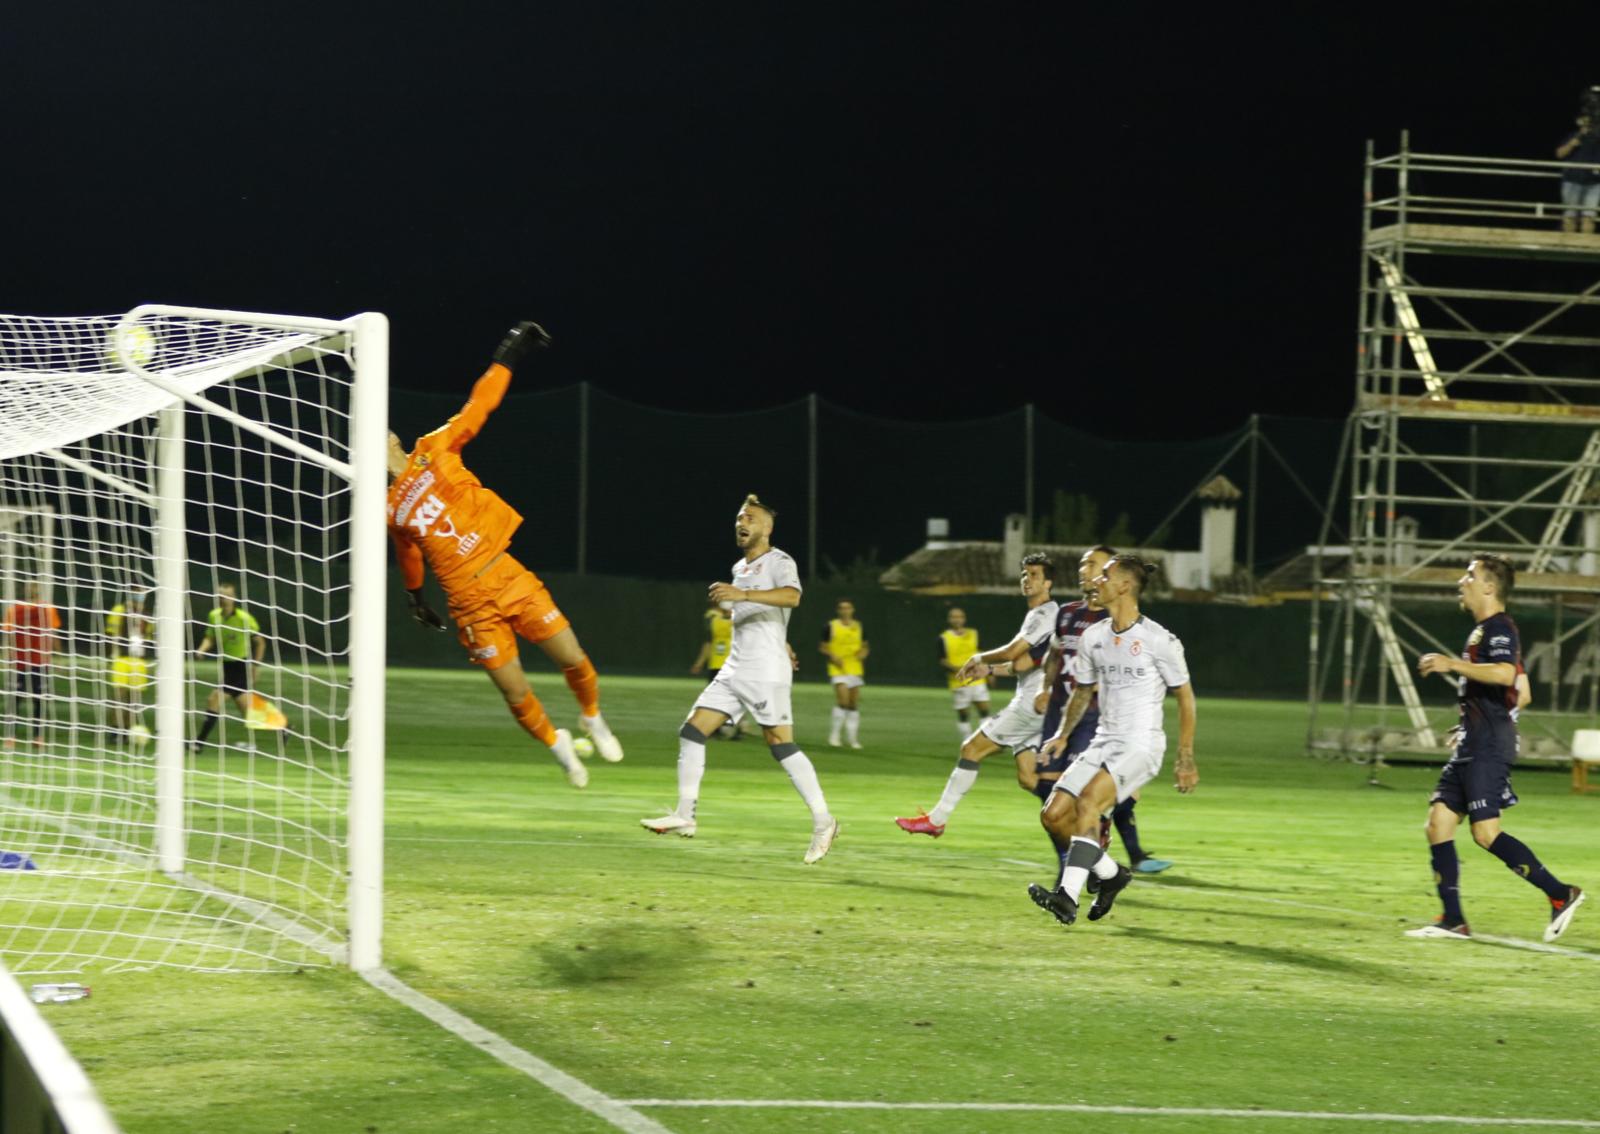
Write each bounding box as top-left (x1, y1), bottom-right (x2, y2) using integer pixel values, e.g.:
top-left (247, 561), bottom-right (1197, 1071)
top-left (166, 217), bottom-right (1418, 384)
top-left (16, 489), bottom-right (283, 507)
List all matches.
top-left (1031, 547), bottom-right (1173, 878)
top-left (1407, 555), bottom-right (1584, 942)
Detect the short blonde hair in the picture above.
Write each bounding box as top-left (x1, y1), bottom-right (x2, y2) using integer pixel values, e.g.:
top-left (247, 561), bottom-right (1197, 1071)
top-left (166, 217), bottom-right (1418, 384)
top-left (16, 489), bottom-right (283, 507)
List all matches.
top-left (742, 493), bottom-right (777, 519)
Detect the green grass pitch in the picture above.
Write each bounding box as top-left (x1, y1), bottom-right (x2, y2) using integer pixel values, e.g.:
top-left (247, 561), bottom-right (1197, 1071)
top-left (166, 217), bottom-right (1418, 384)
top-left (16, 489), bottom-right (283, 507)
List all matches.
top-left (38, 670), bottom-right (1600, 1133)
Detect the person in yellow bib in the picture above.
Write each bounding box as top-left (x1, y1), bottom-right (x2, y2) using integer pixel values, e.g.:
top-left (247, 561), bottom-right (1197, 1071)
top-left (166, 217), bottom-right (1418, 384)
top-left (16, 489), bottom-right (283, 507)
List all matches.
top-left (691, 600), bottom-right (734, 676)
top-left (105, 592), bottom-right (154, 748)
top-left (940, 606), bottom-right (993, 741)
top-left (192, 583), bottom-right (269, 750)
top-left (692, 599), bottom-right (750, 740)
top-left (820, 599), bottom-right (868, 748)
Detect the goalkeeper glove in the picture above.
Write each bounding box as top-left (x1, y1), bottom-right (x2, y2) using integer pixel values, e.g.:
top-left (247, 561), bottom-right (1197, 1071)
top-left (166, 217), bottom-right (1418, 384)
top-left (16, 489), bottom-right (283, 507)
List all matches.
top-left (407, 588), bottom-right (448, 632)
top-left (492, 321), bottom-right (551, 370)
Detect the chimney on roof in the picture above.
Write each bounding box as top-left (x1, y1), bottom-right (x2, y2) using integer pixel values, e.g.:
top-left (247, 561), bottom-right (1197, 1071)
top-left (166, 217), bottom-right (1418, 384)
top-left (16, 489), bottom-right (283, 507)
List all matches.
top-left (1197, 475), bottom-right (1242, 588)
top-left (1002, 514), bottom-right (1026, 581)
top-left (926, 517), bottom-right (950, 549)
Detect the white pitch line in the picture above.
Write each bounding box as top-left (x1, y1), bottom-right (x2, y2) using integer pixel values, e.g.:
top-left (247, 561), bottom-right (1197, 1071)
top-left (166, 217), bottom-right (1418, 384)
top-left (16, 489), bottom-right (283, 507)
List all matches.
top-left (616, 1099), bottom-right (1600, 1128)
top-left (361, 968), bottom-right (673, 1134)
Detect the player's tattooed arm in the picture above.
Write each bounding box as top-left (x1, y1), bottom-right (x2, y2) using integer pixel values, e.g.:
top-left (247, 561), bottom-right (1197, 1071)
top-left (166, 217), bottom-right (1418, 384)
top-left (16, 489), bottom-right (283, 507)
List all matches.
top-left (1041, 683), bottom-right (1096, 760)
top-left (1173, 683), bottom-right (1198, 793)
top-left (1035, 648), bottom-right (1063, 713)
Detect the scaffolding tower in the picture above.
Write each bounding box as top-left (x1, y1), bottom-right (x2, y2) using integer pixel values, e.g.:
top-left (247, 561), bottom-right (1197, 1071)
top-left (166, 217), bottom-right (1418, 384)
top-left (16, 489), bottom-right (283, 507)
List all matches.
top-left (1309, 132), bottom-right (1600, 764)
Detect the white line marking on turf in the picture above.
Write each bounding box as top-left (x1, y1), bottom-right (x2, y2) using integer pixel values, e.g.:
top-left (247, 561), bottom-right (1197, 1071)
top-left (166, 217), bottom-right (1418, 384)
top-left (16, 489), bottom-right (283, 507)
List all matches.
top-left (615, 1099), bottom-right (1600, 1127)
top-left (362, 968), bottom-right (673, 1134)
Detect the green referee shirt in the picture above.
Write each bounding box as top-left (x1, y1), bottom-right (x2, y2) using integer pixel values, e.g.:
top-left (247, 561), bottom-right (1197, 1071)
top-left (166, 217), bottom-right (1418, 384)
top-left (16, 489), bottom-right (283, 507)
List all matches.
top-left (206, 606), bottom-right (261, 660)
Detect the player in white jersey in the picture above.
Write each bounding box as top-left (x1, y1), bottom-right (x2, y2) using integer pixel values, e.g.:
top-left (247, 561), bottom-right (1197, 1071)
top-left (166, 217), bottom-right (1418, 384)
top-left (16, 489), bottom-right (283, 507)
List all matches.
top-left (641, 495), bottom-right (840, 864)
top-left (1028, 554), bottom-right (1198, 926)
top-left (894, 553), bottom-right (1059, 837)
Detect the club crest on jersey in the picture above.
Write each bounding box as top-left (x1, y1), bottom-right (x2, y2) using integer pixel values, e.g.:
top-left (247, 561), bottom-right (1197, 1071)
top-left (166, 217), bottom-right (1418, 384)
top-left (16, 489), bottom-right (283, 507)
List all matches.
top-left (414, 455), bottom-right (430, 468)
top-left (1130, 640), bottom-right (1143, 656)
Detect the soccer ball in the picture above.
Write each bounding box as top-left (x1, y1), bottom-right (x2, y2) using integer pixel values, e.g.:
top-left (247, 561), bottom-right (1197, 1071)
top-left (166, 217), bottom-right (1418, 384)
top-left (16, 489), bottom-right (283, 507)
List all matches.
top-left (109, 323), bottom-right (158, 370)
top-left (128, 723), bottom-right (152, 753)
top-left (573, 736), bottom-right (595, 759)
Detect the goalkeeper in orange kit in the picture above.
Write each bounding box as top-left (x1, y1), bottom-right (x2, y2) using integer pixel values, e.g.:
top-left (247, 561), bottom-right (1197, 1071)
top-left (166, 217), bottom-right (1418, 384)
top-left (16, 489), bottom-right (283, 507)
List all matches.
top-left (387, 321), bottom-right (622, 788)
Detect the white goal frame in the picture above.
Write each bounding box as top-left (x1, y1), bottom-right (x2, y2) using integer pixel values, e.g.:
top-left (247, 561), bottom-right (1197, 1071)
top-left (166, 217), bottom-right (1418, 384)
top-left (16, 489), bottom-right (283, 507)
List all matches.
top-left (2, 305), bottom-right (389, 973)
top-left (130, 305), bottom-right (389, 972)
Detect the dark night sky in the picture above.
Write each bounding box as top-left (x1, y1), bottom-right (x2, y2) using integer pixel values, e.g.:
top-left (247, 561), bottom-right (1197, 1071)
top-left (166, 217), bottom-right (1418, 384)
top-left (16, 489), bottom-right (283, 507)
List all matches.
top-left (5, 6), bottom-right (1591, 439)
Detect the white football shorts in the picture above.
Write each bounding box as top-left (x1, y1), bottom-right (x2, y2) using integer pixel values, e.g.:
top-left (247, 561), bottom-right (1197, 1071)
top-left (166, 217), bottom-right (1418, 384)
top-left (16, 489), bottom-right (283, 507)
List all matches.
top-left (951, 684), bottom-right (991, 711)
top-left (979, 694), bottom-right (1045, 754)
top-left (829, 674), bottom-right (865, 689)
top-left (1052, 732), bottom-right (1164, 803)
top-left (695, 671), bottom-right (793, 728)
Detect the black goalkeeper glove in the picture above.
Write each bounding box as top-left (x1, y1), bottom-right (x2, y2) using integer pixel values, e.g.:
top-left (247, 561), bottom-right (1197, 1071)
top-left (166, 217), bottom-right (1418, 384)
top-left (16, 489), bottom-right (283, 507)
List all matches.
top-left (407, 588), bottom-right (448, 632)
top-left (492, 321), bottom-right (551, 370)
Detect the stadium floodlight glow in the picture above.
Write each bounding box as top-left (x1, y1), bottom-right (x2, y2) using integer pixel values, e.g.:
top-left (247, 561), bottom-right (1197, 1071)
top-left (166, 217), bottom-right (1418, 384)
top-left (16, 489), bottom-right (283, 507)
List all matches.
top-left (0, 307), bottom-right (387, 973)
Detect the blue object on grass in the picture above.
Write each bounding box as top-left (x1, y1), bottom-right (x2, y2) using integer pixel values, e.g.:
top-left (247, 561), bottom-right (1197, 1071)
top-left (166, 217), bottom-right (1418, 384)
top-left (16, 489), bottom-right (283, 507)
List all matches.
top-left (0, 851), bottom-right (38, 870)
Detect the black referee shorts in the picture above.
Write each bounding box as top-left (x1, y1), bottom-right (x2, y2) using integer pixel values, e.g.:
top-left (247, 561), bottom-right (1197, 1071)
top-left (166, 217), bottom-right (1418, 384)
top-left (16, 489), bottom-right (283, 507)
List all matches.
top-left (220, 659), bottom-right (252, 697)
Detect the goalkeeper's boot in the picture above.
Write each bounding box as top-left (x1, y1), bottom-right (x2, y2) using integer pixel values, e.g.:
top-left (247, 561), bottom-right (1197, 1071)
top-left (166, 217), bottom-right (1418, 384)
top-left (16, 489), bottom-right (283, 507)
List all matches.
top-left (1546, 887), bottom-right (1586, 943)
top-left (580, 713), bottom-right (624, 763)
top-left (551, 730), bottom-right (588, 789)
top-left (1087, 863), bottom-right (1133, 922)
top-left (1026, 883), bottom-right (1077, 926)
top-left (893, 810), bottom-right (945, 838)
top-left (804, 817), bottom-right (840, 864)
top-left (640, 811), bottom-right (696, 837)
top-left (1404, 918), bottom-right (1471, 940)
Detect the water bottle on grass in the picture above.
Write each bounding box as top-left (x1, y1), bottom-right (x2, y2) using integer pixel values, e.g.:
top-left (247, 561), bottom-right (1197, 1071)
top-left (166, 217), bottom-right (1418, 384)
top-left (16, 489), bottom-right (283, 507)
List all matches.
top-left (29, 983), bottom-right (90, 1004)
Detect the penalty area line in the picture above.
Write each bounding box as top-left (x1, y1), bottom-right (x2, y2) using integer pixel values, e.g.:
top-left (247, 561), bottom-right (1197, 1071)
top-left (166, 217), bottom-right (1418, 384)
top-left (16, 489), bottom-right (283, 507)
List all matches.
top-left (360, 968), bottom-right (674, 1134)
top-left (615, 1099), bottom-right (1600, 1128)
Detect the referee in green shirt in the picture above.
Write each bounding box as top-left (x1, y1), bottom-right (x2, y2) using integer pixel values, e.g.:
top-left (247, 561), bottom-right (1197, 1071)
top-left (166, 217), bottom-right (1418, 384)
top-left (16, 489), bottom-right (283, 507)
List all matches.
top-left (192, 583), bottom-right (265, 749)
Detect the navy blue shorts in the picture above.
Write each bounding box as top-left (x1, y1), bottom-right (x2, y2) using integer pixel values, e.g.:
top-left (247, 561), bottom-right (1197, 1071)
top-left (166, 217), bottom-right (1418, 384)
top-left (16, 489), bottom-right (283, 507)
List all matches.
top-left (1431, 745), bottom-right (1518, 823)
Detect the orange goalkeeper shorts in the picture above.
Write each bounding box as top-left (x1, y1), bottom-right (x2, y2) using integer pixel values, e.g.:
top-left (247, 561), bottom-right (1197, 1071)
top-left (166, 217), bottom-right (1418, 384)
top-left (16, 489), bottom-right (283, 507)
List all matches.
top-left (447, 554), bottom-right (571, 671)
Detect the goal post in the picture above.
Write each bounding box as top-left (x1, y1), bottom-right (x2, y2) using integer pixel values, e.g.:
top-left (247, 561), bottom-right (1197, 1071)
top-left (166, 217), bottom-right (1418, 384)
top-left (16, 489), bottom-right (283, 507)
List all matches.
top-left (0, 306), bottom-right (388, 974)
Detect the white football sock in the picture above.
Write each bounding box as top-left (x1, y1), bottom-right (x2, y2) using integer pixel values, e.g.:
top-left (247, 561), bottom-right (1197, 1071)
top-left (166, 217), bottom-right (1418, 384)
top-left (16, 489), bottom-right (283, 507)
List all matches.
top-left (829, 706), bottom-right (845, 739)
top-left (954, 718), bottom-right (971, 740)
top-left (928, 761), bottom-right (980, 826)
top-left (1092, 852), bottom-right (1120, 880)
top-left (1060, 836), bottom-right (1104, 903)
top-left (676, 732), bottom-right (707, 820)
top-left (844, 709), bottom-right (860, 743)
top-left (777, 751), bottom-right (830, 824)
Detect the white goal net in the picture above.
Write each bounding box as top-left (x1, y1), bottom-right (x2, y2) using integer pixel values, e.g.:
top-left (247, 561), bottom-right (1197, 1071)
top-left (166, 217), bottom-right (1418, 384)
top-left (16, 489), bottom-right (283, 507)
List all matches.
top-left (0, 307), bottom-right (387, 973)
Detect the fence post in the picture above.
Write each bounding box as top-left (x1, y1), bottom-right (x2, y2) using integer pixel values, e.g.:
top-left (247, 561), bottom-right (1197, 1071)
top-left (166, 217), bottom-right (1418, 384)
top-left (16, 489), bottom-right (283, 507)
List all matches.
top-left (807, 394), bottom-right (819, 580)
top-left (1024, 403), bottom-right (1035, 539)
top-left (577, 381), bottom-right (589, 576)
top-left (1247, 413), bottom-right (1260, 579)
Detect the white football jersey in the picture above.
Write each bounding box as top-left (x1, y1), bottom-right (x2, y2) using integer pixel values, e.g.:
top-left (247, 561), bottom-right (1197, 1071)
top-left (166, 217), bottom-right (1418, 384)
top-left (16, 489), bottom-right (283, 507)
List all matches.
top-left (1070, 614), bottom-right (1189, 737)
top-left (1013, 600), bottom-right (1060, 702)
top-left (722, 548), bottom-right (803, 683)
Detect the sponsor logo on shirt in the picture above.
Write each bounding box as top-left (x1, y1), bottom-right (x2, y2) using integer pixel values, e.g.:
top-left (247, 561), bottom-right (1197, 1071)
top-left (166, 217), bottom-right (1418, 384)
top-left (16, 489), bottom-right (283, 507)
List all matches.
top-left (393, 471), bottom-right (436, 527)
top-left (1490, 635), bottom-right (1511, 646)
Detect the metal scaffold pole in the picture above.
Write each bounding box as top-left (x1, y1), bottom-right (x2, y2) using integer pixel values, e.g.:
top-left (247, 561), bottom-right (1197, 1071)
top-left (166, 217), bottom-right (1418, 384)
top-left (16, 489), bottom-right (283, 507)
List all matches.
top-left (1310, 132), bottom-right (1600, 767)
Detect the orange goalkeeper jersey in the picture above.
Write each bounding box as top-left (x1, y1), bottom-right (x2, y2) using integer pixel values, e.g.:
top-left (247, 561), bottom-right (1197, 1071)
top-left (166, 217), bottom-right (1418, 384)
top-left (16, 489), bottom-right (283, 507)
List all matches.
top-left (387, 363), bottom-right (524, 596)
